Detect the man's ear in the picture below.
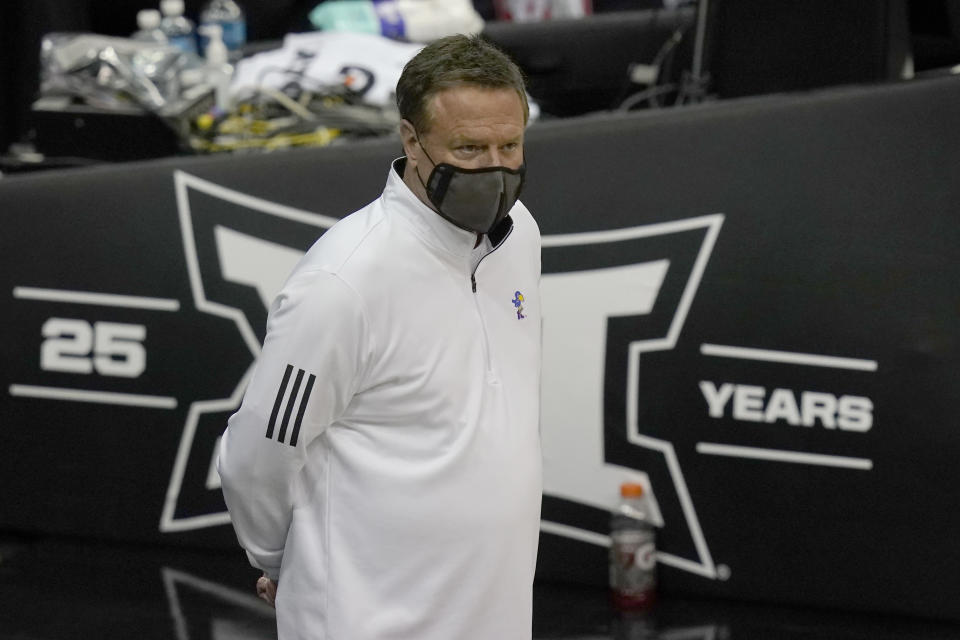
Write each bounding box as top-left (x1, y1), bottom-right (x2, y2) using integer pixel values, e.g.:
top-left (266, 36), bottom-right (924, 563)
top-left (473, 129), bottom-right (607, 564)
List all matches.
top-left (399, 119), bottom-right (419, 166)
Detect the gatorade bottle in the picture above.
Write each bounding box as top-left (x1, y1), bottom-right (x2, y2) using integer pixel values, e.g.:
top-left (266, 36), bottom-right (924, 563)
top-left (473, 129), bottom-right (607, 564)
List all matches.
top-left (609, 482), bottom-right (657, 610)
top-left (160, 0), bottom-right (198, 54)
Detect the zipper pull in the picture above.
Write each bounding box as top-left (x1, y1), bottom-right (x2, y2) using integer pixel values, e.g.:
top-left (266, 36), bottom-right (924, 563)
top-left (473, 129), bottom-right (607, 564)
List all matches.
top-left (471, 274), bottom-right (477, 293)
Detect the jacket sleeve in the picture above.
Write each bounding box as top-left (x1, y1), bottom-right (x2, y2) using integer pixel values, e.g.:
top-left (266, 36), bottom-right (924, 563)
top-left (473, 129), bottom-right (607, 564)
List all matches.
top-left (217, 268), bottom-right (370, 579)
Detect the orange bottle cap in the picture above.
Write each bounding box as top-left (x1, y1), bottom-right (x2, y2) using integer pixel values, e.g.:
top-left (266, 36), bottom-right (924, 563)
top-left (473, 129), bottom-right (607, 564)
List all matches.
top-left (620, 482), bottom-right (644, 498)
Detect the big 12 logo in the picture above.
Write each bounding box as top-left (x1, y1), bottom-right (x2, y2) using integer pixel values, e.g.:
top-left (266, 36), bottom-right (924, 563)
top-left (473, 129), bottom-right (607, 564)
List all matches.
top-left (163, 171), bottom-right (725, 581)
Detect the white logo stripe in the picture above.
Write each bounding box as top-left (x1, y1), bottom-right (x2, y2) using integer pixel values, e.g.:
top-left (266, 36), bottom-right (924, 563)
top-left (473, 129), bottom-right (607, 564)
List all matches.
top-left (700, 344), bottom-right (878, 371)
top-left (13, 287), bottom-right (180, 311)
top-left (9, 384), bottom-right (177, 409)
top-left (696, 442), bottom-right (874, 470)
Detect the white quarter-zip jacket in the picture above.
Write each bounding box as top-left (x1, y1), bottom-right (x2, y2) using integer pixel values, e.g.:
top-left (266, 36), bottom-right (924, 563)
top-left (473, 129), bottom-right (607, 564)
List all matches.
top-left (218, 159), bottom-right (543, 639)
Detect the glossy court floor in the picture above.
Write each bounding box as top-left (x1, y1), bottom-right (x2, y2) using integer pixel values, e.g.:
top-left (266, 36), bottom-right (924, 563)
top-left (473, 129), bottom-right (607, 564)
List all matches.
top-left (2, 535), bottom-right (959, 640)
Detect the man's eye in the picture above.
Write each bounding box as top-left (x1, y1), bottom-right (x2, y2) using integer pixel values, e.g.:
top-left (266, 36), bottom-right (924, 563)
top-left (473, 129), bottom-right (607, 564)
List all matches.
top-left (502, 143), bottom-right (519, 152)
top-left (459, 145), bottom-right (480, 153)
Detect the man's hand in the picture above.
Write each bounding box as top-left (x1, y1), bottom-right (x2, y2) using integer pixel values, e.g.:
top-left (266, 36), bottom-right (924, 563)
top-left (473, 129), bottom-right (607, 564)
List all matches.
top-left (256, 574), bottom-right (278, 607)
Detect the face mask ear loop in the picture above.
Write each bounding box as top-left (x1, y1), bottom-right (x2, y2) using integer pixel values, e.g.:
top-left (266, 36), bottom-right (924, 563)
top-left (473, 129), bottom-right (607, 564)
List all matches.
top-left (413, 135), bottom-right (455, 217)
top-left (413, 134), bottom-right (436, 193)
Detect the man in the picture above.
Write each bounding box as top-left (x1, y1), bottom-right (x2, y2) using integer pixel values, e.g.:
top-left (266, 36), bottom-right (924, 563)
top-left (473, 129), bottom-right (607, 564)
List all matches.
top-left (218, 34), bottom-right (543, 639)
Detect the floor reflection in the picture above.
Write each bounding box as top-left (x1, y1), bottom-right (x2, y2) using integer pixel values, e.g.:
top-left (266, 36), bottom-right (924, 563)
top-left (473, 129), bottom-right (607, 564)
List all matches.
top-left (1, 535), bottom-right (958, 639)
top-left (162, 567), bottom-right (276, 640)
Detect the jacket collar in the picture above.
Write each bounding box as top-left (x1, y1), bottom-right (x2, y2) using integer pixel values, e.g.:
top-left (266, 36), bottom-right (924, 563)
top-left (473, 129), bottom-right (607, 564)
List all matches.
top-left (384, 158), bottom-right (513, 260)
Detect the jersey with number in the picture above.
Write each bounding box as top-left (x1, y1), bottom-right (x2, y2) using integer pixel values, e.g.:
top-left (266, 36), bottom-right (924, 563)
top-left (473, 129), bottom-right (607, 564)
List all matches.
top-left (218, 159), bottom-right (542, 640)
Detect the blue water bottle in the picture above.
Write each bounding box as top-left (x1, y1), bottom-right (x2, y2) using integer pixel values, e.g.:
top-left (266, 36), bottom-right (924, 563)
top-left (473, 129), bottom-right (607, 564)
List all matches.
top-left (160, 0), bottom-right (198, 54)
top-left (199, 0), bottom-right (247, 58)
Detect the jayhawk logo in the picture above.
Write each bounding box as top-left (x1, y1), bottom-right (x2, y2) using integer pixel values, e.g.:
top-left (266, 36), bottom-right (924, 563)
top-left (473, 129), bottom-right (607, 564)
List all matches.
top-left (512, 291), bottom-right (525, 319)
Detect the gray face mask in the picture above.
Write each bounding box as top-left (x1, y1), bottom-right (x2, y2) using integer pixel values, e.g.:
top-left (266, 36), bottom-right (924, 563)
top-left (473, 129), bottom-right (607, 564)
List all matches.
top-left (415, 140), bottom-right (526, 235)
